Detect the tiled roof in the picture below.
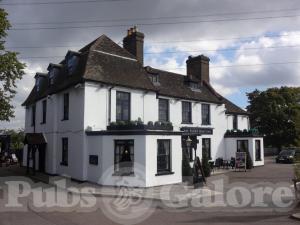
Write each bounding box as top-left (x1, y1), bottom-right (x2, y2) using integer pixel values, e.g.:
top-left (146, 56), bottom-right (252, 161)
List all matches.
top-left (22, 34), bottom-right (247, 116)
top-left (223, 97), bottom-right (248, 115)
top-left (144, 67), bottom-right (222, 104)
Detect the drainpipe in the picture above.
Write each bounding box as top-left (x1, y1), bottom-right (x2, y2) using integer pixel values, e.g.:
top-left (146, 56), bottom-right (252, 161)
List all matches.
top-left (108, 86), bottom-right (114, 124)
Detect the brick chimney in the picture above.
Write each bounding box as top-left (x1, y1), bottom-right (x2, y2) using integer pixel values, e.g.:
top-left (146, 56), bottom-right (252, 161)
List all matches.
top-left (123, 26), bottom-right (145, 65)
top-left (186, 55), bottom-right (210, 84)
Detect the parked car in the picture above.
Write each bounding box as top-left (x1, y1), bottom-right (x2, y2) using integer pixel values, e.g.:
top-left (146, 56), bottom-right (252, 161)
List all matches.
top-left (276, 150), bottom-right (296, 164)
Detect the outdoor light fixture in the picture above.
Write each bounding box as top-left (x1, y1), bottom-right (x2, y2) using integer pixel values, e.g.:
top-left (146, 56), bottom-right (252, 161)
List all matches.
top-left (186, 136), bottom-right (193, 159)
top-left (186, 136), bottom-right (192, 148)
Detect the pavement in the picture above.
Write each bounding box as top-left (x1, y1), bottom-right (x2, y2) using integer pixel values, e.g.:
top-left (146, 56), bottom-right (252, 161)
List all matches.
top-left (0, 164), bottom-right (230, 203)
top-left (0, 156), bottom-right (299, 225)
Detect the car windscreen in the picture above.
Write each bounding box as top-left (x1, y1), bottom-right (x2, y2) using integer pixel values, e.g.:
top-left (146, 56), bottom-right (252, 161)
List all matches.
top-left (279, 150), bottom-right (295, 156)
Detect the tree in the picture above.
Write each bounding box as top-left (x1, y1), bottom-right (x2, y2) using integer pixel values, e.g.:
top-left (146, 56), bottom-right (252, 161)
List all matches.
top-left (247, 87), bottom-right (300, 151)
top-left (0, 7), bottom-right (25, 121)
top-left (0, 129), bottom-right (25, 150)
top-left (7, 129), bottom-right (25, 150)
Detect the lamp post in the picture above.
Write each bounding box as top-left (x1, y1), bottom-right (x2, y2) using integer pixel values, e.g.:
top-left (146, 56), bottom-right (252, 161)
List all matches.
top-left (186, 136), bottom-right (193, 160)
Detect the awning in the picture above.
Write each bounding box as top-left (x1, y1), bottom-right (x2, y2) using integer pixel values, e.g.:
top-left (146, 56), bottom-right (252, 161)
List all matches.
top-left (24, 133), bottom-right (47, 145)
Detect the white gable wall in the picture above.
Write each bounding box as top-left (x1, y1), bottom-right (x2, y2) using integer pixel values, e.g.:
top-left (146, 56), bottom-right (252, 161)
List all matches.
top-left (226, 114), bottom-right (250, 131)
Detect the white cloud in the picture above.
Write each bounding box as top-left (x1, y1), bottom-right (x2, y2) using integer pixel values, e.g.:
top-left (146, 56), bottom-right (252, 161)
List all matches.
top-left (2, 0), bottom-right (300, 129)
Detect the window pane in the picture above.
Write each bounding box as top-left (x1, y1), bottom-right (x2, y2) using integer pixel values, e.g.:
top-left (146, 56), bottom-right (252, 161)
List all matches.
top-left (116, 91), bottom-right (130, 121)
top-left (63, 93), bottom-right (69, 120)
top-left (202, 138), bottom-right (211, 159)
top-left (182, 102), bottom-right (191, 123)
top-left (233, 115), bottom-right (238, 129)
top-left (159, 99), bottom-right (169, 122)
top-left (42, 100), bottom-right (47, 123)
top-left (31, 105), bottom-right (36, 126)
top-left (237, 140), bottom-right (248, 152)
top-left (157, 140), bottom-right (171, 173)
top-left (62, 138), bottom-right (68, 165)
top-left (202, 104), bottom-right (210, 125)
top-left (255, 140), bottom-right (261, 161)
top-left (115, 140), bottom-right (134, 174)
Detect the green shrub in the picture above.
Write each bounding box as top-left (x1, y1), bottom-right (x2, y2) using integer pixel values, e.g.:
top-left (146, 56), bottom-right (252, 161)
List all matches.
top-left (202, 150), bottom-right (211, 177)
top-left (246, 150), bottom-right (253, 170)
top-left (182, 151), bottom-right (193, 178)
top-left (147, 121), bottom-right (154, 126)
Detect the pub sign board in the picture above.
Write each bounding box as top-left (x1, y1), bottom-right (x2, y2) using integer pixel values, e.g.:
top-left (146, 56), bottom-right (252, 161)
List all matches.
top-left (235, 152), bottom-right (247, 172)
top-left (180, 127), bottom-right (213, 136)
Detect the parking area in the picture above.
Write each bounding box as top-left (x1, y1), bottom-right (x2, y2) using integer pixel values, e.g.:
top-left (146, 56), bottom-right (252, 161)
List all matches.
top-left (0, 156), bottom-right (298, 225)
top-left (224, 156), bottom-right (294, 184)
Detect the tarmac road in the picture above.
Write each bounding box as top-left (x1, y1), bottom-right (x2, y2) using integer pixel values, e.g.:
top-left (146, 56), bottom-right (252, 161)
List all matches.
top-left (0, 157), bottom-right (298, 225)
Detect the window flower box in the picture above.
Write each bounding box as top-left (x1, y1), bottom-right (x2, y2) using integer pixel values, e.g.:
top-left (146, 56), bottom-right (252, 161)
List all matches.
top-left (224, 129), bottom-right (261, 137)
top-left (107, 121), bottom-right (173, 131)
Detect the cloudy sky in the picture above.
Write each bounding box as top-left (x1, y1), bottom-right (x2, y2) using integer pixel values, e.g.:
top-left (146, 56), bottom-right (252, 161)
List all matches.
top-left (1, 0), bottom-right (300, 129)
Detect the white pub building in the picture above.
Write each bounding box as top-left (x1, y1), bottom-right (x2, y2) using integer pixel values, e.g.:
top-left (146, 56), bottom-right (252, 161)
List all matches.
top-left (22, 27), bottom-right (264, 187)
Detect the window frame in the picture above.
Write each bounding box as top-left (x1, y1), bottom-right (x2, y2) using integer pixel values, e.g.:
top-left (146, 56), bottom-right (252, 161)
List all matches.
top-left (201, 103), bottom-right (211, 125)
top-left (202, 138), bottom-right (211, 160)
top-left (62, 93), bottom-right (69, 121)
top-left (67, 55), bottom-right (79, 75)
top-left (116, 91), bottom-right (131, 122)
top-left (255, 140), bottom-right (262, 161)
top-left (158, 98), bottom-right (169, 122)
top-left (149, 74), bottom-right (159, 84)
top-left (233, 115), bottom-right (238, 130)
top-left (156, 139), bottom-right (172, 175)
top-left (61, 138), bottom-right (68, 166)
top-left (114, 140), bottom-right (134, 176)
top-left (237, 140), bottom-right (249, 153)
top-left (41, 100), bottom-right (47, 124)
top-left (49, 68), bottom-right (57, 86)
top-left (36, 77), bottom-right (41, 92)
top-left (182, 101), bottom-right (192, 124)
top-left (31, 104), bottom-right (36, 127)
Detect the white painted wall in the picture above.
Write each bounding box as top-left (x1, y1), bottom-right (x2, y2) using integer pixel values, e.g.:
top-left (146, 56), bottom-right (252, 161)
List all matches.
top-left (23, 80), bottom-right (263, 187)
top-left (145, 135), bottom-right (182, 187)
top-left (225, 137), bottom-right (264, 167)
top-left (86, 134), bottom-right (182, 187)
top-left (23, 85), bottom-right (86, 179)
top-left (226, 114), bottom-right (249, 131)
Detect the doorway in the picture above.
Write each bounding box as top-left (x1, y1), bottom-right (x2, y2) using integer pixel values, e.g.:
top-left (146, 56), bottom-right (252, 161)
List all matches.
top-left (38, 144), bottom-right (46, 173)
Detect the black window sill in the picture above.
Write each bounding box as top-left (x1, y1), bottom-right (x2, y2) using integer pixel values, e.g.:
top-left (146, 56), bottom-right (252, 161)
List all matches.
top-left (181, 122), bottom-right (193, 125)
top-left (155, 171), bottom-right (174, 176)
top-left (61, 118), bottom-right (69, 121)
top-left (201, 123), bottom-right (211, 126)
top-left (60, 162), bottom-right (68, 166)
top-left (112, 172), bottom-right (135, 177)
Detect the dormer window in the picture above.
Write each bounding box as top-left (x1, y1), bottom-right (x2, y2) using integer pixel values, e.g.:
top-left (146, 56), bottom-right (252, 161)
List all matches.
top-left (184, 77), bottom-right (201, 92)
top-left (67, 55), bottom-right (79, 75)
top-left (35, 73), bottom-right (47, 92)
top-left (36, 77), bottom-right (41, 92)
top-left (49, 68), bottom-right (59, 86)
top-left (66, 51), bottom-right (80, 75)
top-left (149, 74), bottom-right (159, 85)
top-left (189, 81), bottom-right (201, 90)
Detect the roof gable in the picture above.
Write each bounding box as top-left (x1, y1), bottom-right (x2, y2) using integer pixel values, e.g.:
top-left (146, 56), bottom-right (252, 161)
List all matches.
top-left (89, 35), bottom-right (136, 60)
